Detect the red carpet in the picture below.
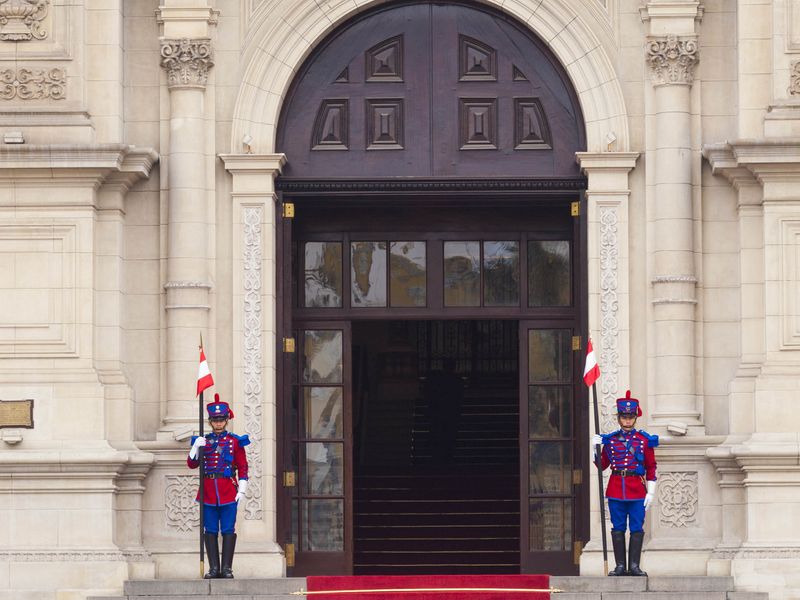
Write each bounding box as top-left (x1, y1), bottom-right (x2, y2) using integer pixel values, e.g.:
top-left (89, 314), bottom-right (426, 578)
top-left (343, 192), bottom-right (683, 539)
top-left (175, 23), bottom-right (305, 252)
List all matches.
top-left (306, 575), bottom-right (551, 599)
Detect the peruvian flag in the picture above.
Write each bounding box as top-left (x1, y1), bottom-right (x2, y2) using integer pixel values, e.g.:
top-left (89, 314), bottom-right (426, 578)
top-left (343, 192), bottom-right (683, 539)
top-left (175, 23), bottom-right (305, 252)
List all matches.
top-left (197, 346), bottom-right (214, 396)
top-left (583, 338), bottom-right (601, 387)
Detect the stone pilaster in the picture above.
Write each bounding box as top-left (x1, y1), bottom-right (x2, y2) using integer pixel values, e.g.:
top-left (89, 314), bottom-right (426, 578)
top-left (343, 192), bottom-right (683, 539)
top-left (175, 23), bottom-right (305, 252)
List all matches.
top-left (159, 37), bottom-right (215, 437)
top-left (576, 151), bottom-right (639, 575)
top-left (704, 140), bottom-right (800, 597)
top-left (642, 1), bottom-right (703, 432)
top-left (220, 153), bottom-right (287, 575)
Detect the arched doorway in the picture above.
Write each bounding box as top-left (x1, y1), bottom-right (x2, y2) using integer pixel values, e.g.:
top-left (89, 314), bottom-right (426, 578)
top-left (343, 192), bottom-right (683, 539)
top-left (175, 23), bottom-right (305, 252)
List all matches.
top-left (275, 0), bottom-right (588, 577)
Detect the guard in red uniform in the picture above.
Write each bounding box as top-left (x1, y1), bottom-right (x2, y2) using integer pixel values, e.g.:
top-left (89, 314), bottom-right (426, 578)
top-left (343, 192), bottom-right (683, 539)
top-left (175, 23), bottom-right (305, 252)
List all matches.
top-left (592, 391), bottom-right (658, 576)
top-left (188, 395), bottom-right (250, 578)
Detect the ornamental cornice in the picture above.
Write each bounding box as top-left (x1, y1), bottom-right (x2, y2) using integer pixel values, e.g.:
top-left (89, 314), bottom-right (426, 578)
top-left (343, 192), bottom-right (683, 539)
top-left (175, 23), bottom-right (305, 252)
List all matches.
top-left (646, 34), bottom-right (699, 86)
top-left (703, 139), bottom-right (800, 191)
top-left (160, 38), bottom-right (213, 90)
top-left (0, 144), bottom-right (158, 183)
top-left (220, 153), bottom-right (287, 174)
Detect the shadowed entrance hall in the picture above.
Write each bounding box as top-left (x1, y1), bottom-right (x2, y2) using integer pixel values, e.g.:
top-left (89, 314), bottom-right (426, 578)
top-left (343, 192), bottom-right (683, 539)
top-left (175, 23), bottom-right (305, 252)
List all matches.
top-left (353, 320), bottom-right (520, 574)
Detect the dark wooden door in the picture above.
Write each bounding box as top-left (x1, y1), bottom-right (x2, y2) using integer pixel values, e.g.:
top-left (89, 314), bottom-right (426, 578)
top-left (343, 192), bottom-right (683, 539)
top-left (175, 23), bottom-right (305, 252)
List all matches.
top-left (284, 322), bottom-right (353, 575)
top-left (277, 1), bottom-right (584, 179)
top-left (519, 321), bottom-right (583, 574)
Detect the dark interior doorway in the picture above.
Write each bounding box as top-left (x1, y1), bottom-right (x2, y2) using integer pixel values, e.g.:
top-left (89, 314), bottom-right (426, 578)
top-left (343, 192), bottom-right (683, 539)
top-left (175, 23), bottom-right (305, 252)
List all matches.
top-left (352, 320), bottom-right (520, 574)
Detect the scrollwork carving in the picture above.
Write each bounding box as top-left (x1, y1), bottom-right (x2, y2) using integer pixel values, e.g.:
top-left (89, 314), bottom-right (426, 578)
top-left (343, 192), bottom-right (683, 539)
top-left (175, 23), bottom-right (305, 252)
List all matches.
top-left (165, 475), bottom-right (199, 532)
top-left (599, 207), bottom-right (620, 433)
top-left (242, 206), bottom-right (263, 520)
top-left (790, 60), bottom-right (800, 96)
top-left (646, 34), bottom-right (699, 86)
top-left (160, 38), bottom-right (214, 89)
top-left (0, 66), bottom-right (65, 100)
top-left (0, 0), bottom-right (49, 42)
top-left (658, 471), bottom-right (699, 527)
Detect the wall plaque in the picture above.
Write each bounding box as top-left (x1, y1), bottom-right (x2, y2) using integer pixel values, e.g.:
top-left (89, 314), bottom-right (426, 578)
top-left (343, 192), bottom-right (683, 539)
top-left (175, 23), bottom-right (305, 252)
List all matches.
top-left (0, 399), bottom-right (34, 428)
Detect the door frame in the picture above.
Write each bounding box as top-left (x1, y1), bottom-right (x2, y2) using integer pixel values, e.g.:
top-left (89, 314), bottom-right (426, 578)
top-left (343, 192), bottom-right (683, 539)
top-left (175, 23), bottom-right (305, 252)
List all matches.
top-left (276, 191), bottom-right (588, 575)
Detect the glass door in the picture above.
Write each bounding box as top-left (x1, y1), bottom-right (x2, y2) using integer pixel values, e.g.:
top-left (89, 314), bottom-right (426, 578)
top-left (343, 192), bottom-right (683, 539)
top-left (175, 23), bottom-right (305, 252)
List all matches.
top-left (286, 322), bottom-right (353, 575)
top-left (519, 322), bottom-right (581, 574)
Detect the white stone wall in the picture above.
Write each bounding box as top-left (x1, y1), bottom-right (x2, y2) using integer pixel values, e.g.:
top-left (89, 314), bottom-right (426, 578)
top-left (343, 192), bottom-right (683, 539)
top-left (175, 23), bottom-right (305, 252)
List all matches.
top-left (2, 0), bottom-right (800, 598)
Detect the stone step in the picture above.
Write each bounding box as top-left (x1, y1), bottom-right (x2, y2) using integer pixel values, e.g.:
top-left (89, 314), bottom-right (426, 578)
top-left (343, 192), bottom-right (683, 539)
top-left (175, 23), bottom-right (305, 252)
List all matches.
top-left (87, 576), bottom-right (769, 600)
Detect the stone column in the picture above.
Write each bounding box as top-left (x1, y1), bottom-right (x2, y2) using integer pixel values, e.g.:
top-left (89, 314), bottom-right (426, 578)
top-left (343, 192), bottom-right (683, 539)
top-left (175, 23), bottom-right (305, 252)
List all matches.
top-left (645, 32), bottom-right (701, 429)
top-left (160, 38), bottom-right (214, 435)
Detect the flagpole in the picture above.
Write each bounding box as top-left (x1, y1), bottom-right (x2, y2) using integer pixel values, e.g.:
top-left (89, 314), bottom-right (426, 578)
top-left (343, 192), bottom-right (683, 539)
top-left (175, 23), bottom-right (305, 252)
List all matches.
top-left (591, 381), bottom-right (609, 574)
top-left (198, 335), bottom-right (205, 579)
top-left (199, 387), bottom-right (205, 579)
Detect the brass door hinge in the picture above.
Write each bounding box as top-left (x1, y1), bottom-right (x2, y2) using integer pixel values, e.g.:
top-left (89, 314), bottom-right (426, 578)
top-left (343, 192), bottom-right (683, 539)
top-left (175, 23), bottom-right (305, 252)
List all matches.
top-left (285, 542), bottom-right (295, 567)
top-left (282, 203), bottom-right (295, 218)
top-left (283, 471), bottom-right (296, 487)
top-left (283, 337), bottom-right (296, 353)
top-left (572, 468), bottom-right (583, 485)
top-left (572, 335), bottom-right (582, 351)
top-left (573, 540), bottom-right (584, 565)
top-left (571, 201), bottom-right (580, 217)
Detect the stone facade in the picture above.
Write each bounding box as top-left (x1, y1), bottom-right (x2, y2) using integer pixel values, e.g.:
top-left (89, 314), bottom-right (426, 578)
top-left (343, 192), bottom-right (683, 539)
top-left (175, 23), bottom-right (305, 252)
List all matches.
top-left (1, 0), bottom-right (800, 598)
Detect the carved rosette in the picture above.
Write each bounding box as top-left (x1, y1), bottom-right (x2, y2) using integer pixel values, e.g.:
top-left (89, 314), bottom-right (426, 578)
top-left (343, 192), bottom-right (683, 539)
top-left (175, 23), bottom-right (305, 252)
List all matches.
top-left (645, 34), bottom-right (699, 86)
top-left (658, 471), bottom-right (699, 527)
top-left (242, 206), bottom-right (263, 520)
top-left (160, 38), bottom-right (214, 89)
top-left (790, 60), bottom-right (800, 96)
top-left (599, 207), bottom-right (620, 433)
top-left (0, 66), bottom-right (65, 100)
top-left (165, 475), bottom-right (200, 532)
top-left (0, 0), bottom-right (49, 41)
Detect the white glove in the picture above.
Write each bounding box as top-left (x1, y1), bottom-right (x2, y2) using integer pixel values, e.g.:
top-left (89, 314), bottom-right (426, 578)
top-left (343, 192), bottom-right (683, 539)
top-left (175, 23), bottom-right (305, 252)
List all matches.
top-left (235, 479), bottom-right (248, 503)
top-left (592, 434), bottom-right (603, 447)
top-left (643, 480), bottom-right (656, 511)
top-left (189, 436), bottom-right (206, 460)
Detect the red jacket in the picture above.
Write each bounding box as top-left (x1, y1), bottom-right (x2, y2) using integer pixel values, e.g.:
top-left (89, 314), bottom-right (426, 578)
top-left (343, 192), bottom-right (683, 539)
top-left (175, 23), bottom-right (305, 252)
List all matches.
top-left (187, 431), bottom-right (250, 505)
top-left (597, 429), bottom-right (658, 500)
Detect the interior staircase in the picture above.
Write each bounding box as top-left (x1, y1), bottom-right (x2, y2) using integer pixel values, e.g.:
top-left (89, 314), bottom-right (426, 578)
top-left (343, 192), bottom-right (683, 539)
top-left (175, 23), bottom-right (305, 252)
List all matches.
top-left (89, 576), bottom-right (769, 599)
top-left (353, 470), bottom-right (520, 574)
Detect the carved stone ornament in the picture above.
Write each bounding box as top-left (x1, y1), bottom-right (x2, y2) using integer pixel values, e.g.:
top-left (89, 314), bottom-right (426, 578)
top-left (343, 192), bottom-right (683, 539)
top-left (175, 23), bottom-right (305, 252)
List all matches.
top-left (0, 66), bottom-right (65, 100)
top-left (658, 471), bottom-right (699, 527)
top-left (165, 475), bottom-right (200, 532)
top-left (160, 38), bottom-right (214, 89)
top-left (599, 207), bottom-right (620, 433)
top-left (242, 206), bottom-right (263, 520)
top-left (645, 34), bottom-right (699, 86)
top-left (790, 60), bottom-right (800, 96)
top-left (0, 0), bottom-right (49, 41)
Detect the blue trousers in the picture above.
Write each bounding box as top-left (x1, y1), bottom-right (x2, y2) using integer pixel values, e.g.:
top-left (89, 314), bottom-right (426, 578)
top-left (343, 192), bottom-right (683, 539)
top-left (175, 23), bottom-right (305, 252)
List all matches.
top-left (203, 502), bottom-right (238, 534)
top-left (608, 498), bottom-right (645, 533)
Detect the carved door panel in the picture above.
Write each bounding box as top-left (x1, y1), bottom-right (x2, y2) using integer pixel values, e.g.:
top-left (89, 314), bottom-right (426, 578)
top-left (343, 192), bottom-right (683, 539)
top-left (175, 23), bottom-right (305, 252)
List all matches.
top-left (430, 4), bottom-right (563, 176)
top-left (277, 2), bottom-right (584, 179)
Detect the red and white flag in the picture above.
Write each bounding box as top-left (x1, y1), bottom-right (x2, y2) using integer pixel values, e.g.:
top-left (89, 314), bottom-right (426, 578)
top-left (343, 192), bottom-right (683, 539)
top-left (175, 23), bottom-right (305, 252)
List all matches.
top-left (583, 338), bottom-right (600, 387)
top-left (197, 346), bottom-right (214, 396)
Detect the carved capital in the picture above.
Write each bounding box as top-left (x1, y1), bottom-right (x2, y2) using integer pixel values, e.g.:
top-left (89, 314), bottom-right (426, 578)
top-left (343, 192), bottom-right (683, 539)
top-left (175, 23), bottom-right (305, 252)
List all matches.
top-left (0, 0), bottom-right (49, 41)
top-left (160, 38), bottom-right (213, 90)
top-left (646, 34), bottom-right (698, 86)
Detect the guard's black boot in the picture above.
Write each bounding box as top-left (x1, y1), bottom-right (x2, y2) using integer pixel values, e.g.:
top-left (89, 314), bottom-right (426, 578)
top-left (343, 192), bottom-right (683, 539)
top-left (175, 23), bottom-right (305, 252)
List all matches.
top-left (203, 533), bottom-right (220, 579)
top-left (627, 530), bottom-right (648, 576)
top-left (221, 533), bottom-right (237, 578)
top-left (608, 530), bottom-right (627, 576)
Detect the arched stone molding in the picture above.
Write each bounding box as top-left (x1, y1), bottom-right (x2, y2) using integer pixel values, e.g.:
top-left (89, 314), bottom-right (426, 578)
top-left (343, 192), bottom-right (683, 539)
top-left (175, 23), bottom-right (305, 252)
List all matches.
top-left (230, 0), bottom-right (629, 155)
